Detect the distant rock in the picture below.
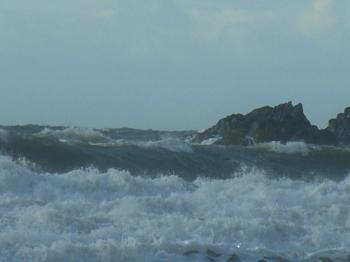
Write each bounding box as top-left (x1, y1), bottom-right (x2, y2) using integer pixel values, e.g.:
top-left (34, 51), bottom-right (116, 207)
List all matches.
top-left (191, 102), bottom-right (337, 146)
top-left (327, 107), bottom-right (350, 145)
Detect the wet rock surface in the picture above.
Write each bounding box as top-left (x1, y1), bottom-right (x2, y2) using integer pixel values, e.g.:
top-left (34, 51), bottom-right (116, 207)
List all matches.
top-left (327, 107), bottom-right (350, 145)
top-left (191, 102), bottom-right (348, 146)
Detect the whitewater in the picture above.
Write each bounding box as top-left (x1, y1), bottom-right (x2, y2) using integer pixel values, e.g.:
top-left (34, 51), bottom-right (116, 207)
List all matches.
top-left (1, 126), bottom-right (350, 261)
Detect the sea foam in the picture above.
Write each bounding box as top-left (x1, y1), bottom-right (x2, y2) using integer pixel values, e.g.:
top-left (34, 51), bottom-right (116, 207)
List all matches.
top-left (1, 155), bottom-right (350, 261)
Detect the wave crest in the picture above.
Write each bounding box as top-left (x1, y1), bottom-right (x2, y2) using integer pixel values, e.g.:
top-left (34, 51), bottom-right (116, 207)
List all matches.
top-left (35, 127), bottom-right (111, 143)
top-left (254, 141), bottom-right (310, 155)
top-left (1, 155), bottom-right (350, 261)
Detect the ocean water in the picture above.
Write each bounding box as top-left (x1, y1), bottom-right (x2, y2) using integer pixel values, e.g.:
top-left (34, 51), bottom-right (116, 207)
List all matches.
top-left (0, 126), bottom-right (350, 261)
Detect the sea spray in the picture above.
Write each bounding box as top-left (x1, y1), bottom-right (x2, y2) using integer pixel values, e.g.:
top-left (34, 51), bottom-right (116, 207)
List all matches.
top-left (1, 154), bottom-right (350, 261)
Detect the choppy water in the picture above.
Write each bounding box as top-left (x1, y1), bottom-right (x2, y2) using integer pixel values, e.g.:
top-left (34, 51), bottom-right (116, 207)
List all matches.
top-left (1, 126), bottom-right (350, 261)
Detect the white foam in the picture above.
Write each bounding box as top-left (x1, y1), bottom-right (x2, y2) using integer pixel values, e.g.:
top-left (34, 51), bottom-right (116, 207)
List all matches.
top-left (1, 155), bottom-right (350, 261)
top-left (198, 128), bottom-right (208, 134)
top-left (256, 141), bottom-right (310, 155)
top-left (200, 137), bottom-right (222, 145)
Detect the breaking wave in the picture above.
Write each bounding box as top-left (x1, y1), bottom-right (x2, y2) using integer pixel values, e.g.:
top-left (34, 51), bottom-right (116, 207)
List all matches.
top-left (33, 128), bottom-right (193, 153)
top-left (255, 141), bottom-right (310, 156)
top-left (199, 137), bottom-right (222, 146)
top-left (109, 138), bottom-right (193, 153)
top-left (1, 154), bottom-right (350, 261)
top-left (35, 127), bottom-right (111, 144)
top-left (143, 138), bottom-right (193, 153)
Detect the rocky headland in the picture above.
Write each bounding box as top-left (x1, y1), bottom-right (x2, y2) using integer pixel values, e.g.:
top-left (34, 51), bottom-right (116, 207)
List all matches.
top-left (327, 107), bottom-right (350, 145)
top-left (191, 102), bottom-right (350, 146)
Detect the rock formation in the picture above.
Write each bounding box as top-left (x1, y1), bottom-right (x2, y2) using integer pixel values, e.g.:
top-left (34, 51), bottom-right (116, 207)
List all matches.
top-left (327, 107), bottom-right (350, 145)
top-left (192, 102), bottom-right (337, 146)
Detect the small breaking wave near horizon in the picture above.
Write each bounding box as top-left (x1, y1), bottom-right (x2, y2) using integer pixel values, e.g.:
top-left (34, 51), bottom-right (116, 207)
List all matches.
top-left (32, 127), bottom-right (193, 153)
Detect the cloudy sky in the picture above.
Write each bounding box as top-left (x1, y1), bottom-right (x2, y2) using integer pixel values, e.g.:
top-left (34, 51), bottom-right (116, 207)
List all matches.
top-left (0, 0), bottom-right (349, 130)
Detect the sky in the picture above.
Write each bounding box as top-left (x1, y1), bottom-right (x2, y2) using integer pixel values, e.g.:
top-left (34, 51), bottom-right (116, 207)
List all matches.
top-left (0, 0), bottom-right (349, 130)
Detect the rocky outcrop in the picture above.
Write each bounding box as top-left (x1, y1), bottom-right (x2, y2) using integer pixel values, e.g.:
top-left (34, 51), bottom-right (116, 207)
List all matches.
top-left (327, 107), bottom-right (350, 145)
top-left (192, 102), bottom-right (337, 146)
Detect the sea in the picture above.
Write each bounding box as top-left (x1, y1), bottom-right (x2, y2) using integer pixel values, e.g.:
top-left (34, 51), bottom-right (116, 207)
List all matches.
top-left (0, 126), bottom-right (350, 262)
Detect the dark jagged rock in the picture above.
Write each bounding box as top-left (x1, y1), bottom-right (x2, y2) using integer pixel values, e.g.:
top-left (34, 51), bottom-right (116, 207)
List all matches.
top-left (327, 107), bottom-right (350, 145)
top-left (192, 102), bottom-right (337, 146)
